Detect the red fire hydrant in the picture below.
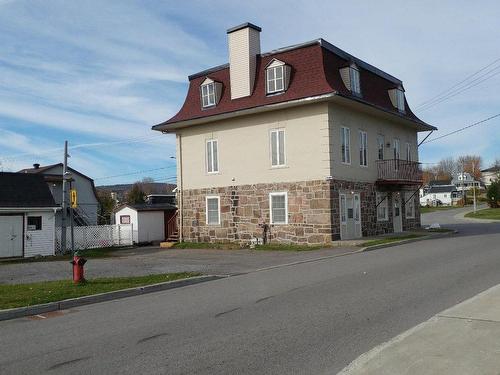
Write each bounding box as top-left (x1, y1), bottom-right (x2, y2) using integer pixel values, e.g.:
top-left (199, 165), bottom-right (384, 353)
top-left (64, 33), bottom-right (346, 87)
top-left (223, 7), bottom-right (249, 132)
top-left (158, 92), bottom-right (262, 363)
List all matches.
top-left (70, 253), bottom-right (87, 284)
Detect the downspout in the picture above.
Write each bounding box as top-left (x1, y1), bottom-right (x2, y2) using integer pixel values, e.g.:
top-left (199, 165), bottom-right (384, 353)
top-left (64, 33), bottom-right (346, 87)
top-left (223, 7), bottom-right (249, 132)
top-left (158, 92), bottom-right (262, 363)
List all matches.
top-left (177, 133), bottom-right (184, 242)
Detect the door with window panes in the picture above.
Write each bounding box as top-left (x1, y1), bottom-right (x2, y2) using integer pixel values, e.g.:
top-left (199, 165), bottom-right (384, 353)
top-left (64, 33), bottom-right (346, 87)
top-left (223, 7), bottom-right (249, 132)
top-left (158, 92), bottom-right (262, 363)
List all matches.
top-left (339, 193), bottom-right (362, 240)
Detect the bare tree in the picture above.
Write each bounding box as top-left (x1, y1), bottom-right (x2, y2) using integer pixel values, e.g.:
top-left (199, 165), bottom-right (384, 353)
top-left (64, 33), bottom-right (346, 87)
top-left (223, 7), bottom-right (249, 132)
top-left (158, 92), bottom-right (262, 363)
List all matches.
top-left (457, 155), bottom-right (482, 180)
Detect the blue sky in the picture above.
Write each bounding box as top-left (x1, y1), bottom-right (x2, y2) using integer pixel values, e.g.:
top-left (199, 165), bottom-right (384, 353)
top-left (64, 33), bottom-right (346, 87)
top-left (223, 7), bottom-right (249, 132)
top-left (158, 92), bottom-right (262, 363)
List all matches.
top-left (0, 0), bottom-right (499, 185)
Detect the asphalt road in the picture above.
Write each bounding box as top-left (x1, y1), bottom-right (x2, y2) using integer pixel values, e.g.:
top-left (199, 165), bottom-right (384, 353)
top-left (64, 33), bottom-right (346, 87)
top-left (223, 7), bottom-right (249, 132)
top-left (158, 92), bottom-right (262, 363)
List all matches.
top-left (1, 208), bottom-right (500, 374)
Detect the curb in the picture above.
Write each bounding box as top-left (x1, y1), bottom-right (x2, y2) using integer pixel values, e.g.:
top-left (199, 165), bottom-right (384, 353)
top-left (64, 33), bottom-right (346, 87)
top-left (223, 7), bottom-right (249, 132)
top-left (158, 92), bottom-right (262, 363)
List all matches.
top-left (359, 230), bottom-right (458, 252)
top-left (0, 275), bottom-right (224, 322)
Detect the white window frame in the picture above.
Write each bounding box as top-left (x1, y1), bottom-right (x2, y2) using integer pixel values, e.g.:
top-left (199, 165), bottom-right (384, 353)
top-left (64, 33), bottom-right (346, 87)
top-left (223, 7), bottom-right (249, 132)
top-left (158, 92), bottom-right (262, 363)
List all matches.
top-left (405, 192), bottom-right (415, 219)
top-left (377, 135), bottom-right (385, 160)
top-left (405, 142), bottom-right (411, 161)
top-left (269, 192), bottom-right (288, 225)
top-left (354, 194), bottom-right (361, 223)
top-left (206, 195), bottom-right (221, 225)
top-left (341, 127), bottom-right (351, 164)
top-left (359, 130), bottom-right (368, 167)
top-left (206, 139), bottom-right (219, 174)
top-left (350, 66), bottom-right (361, 95)
top-left (270, 128), bottom-right (286, 167)
top-left (393, 138), bottom-right (400, 160)
top-left (376, 192), bottom-right (388, 221)
top-left (340, 193), bottom-right (347, 224)
top-left (266, 65), bottom-right (285, 94)
top-left (201, 82), bottom-right (216, 108)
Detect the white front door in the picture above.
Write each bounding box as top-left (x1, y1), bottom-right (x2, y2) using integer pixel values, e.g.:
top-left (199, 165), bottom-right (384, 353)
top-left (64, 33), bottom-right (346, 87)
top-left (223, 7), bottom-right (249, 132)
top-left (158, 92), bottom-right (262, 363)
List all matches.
top-left (340, 193), bottom-right (362, 240)
top-left (0, 215), bottom-right (23, 258)
top-left (393, 194), bottom-right (403, 233)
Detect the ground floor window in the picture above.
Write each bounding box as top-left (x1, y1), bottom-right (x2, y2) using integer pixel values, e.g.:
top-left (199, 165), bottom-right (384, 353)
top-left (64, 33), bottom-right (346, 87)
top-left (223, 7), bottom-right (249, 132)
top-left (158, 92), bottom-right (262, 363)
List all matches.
top-left (120, 215), bottom-right (131, 224)
top-left (206, 196), bottom-right (220, 225)
top-left (270, 192), bottom-right (288, 224)
top-left (27, 216), bottom-right (42, 230)
top-left (340, 194), bottom-right (347, 223)
top-left (376, 192), bottom-right (388, 221)
top-left (405, 192), bottom-right (415, 218)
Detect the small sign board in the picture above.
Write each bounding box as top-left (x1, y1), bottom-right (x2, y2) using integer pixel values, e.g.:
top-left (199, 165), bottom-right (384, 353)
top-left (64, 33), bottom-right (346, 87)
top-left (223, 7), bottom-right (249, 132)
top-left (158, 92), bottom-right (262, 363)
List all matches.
top-left (70, 189), bottom-right (78, 208)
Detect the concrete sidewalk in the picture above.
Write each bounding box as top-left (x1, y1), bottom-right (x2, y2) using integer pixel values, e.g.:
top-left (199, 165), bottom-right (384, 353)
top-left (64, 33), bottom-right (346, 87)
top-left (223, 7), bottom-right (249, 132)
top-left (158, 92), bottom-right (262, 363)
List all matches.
top-left (339, 284), bottom-right (500, 374)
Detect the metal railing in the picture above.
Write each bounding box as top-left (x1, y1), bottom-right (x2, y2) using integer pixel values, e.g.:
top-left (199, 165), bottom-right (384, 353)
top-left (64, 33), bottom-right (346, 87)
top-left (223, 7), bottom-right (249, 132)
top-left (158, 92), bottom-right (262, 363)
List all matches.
top-left (376, 159), bottom-right (422, 184)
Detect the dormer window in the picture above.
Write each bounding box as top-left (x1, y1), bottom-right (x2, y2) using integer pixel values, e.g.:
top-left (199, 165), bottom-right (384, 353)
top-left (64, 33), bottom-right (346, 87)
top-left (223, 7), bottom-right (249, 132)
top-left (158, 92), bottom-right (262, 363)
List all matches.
top-left (388, 87), bottom-right (406, 113)
top-left (200, 78), bottom-right (222, 109)
top-left (266, 59), bottom-right (291, 95)
top-left (349, 65), bottom-right (361, 95)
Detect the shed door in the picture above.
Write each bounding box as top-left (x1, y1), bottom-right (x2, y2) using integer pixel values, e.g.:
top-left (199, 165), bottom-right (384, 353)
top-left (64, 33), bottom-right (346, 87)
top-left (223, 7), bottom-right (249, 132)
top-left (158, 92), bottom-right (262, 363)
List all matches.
top-left (0, 216), bottom-right (23, 258)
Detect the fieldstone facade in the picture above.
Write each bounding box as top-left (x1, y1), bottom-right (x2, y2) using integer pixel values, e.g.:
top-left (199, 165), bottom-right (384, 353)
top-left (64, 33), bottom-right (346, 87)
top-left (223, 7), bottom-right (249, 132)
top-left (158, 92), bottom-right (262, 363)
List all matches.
top-left (180, 179), bottom-right (421, 245)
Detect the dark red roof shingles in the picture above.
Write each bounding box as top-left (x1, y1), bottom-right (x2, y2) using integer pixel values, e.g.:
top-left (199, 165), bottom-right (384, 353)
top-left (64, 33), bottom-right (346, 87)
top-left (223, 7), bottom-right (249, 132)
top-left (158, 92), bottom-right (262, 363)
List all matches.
top-left (156, 41), bottom-right (431, 129)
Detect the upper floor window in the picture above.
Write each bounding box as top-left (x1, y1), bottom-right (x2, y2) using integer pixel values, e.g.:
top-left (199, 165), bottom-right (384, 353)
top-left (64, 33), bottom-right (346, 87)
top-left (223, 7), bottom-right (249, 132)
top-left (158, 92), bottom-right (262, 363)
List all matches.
top-left (266, 59), bottom-right (290, 95)
top-left (359, 130), bottom-right (367, 167)
top-left (341, 127), bottom-right (351, 164)
top-left (270, 129), bottom-right (286, 167)
top-left (406, 142), bottom-right (411, 161)
top-left (393, 138), bottom-right (400, 160)
top-left (377, 135), bottom-right (385, 160)
top-left (396, 89), bottom-right (405, 112)
top-left (350, 65), bottom-right (361, 95)
top-left (206, 139), bottom-right (219, 173)
top-left (200, 78), bottom-right (222, 109)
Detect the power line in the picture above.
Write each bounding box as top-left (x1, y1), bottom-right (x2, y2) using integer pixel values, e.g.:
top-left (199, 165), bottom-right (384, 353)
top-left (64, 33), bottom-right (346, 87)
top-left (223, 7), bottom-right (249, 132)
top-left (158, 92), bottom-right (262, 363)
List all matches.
top-left (415, 57), bottom-right (500, 110)
top-left (416, 67), bottom-right (500, 112)
top-left (421, 113), bottom-right (500, 145)
top-left (94, 166), bottom-right (176, 181)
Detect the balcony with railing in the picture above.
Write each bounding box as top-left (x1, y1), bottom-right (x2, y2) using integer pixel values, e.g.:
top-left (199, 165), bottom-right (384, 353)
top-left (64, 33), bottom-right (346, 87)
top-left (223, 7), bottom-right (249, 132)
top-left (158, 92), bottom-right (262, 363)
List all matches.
top-left (376, 159), bottom-right (422, 185)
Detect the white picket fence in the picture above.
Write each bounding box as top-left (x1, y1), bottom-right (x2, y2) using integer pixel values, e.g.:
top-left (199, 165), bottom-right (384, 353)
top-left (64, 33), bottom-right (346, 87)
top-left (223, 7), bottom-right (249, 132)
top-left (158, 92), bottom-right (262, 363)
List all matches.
top-left (55, 224), bottom-right (133, 253)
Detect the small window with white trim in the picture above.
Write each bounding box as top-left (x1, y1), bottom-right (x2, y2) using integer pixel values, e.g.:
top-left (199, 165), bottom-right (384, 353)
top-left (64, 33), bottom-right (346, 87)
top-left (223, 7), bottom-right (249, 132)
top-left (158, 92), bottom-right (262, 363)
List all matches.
top-left (376, 192), bottom-right (388, 221)
top-left (396, 89), bottom-right (405, 112)
top-left (201, 82), bottom-right (216, 108)
top-left (406, 142), bottom-right (411, 161)
top-left (206, 139), bottom-right (219, 173)
top-left (206, 196), bottom-right (220, 225)
top-left (340, 194), bottom-right (347, 224)
top-left (377, 135), bottom-right (385, 160)
top-left (27, 216), bottom-right (42, 231)
top-left (270, 129), bottom-right (285, 167)
top-left (405, 192), bottom-right (415, 219)
top-left (350, 65), bottom-right (361, 95)
top-left (341, 127), bottom-right (351, 164)
top-left (119, 215), bottom-right (131, 225)
top-left (270, 192), bottom-right (287, 224)
top-left (359, 130), bottom-right (367, 167)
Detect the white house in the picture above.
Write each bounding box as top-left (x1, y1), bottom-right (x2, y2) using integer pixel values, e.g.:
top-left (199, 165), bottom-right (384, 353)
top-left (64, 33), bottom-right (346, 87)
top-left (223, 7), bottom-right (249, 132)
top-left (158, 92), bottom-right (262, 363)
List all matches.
top-left (451, 172), bottom-right (481, 191)
top-left (420, 185), bottom-right (460, 206)
top-left (0, 173), bottom-right (58, 258)
top-left (481, 166), bottom-right (499, 187)
top-left (114, 203), bottom-right (177, 244)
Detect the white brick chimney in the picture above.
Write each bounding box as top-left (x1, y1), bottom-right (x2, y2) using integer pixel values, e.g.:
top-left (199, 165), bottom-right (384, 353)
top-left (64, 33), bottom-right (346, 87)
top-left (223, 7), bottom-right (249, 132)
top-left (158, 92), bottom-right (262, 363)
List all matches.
top-left (227, 23), bottom-right (261, 100)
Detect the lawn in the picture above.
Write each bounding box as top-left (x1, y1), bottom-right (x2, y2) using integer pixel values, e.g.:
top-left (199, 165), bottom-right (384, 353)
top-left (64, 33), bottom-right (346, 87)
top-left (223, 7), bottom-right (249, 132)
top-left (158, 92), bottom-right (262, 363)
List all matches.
top-left (360, 234), bottom-right (424, 247)
top-left (420, 206), bottom-right (459, 214)
top-left (465, 208), bottom-right (500, 220)
top-left (174, 241), bottom-right (324, 251)
top-left (0, 272), bottom-right (200, 310)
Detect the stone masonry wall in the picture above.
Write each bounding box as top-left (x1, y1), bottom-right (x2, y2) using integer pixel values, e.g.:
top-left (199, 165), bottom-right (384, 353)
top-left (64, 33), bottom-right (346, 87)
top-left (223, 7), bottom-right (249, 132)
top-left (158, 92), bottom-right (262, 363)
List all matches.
top-left (181, 179), bottom-right (421, 245)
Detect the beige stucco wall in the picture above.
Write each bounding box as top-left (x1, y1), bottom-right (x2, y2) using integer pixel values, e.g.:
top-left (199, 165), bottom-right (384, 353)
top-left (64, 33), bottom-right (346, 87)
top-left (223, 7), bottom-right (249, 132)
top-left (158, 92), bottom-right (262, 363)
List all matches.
top-left (177, 102), bottom-right (330, 189)
top-left (328, 102), bottom-right (419, 183)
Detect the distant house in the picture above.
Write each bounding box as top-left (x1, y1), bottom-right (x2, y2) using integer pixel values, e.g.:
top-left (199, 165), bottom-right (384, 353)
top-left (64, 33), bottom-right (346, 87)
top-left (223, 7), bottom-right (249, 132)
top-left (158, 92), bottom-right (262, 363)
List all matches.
top-left (481, 166), bottom-right (500, 187)
top-left (114, 203), bottom-right (177, 244)
top-left (451, 172), bottom-right (482, 192)
top-left (420, 185), bottom-right (461, 206)
top-left (19, 163), bottom-right (99, 226)
top-left (0, 173), bottom-right (58, 258)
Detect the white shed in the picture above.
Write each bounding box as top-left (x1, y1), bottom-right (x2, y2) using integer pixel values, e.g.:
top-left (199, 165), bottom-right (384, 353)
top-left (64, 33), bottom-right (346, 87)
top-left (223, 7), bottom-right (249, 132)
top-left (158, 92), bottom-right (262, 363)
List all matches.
top-left (114, 203), bottom-right (177, 244)
top-left (0, 173), bottom-right (58, 258)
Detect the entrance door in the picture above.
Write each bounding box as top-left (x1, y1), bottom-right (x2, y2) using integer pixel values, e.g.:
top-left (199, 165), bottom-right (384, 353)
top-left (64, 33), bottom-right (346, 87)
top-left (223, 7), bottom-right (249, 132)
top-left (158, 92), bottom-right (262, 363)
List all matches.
top-left (0, 216), bottom-right (23, 258)
top-left (340, 193), bottom-right (362, 240)
top-left (393, 194), bottom-right (403, 233)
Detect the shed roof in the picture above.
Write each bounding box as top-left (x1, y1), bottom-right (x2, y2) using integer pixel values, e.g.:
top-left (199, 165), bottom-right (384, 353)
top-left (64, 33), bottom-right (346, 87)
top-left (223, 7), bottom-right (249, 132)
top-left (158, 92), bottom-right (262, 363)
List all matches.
top-left (0, 173), bottom-right (57, 208)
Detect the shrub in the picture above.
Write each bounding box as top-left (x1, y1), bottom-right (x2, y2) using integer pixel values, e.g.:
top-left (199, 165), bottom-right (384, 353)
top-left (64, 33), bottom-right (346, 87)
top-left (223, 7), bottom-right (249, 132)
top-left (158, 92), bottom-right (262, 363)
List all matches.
top-left (486, 181), bottom-right (500, 208)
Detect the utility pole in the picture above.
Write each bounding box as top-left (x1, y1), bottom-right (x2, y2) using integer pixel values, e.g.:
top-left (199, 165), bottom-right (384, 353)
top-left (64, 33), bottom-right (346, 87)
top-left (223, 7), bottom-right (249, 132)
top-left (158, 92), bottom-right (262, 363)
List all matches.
top-left (61, 141), bottom-right (69, 254)
top-left (473, 161), bottom-right (477, 213)
top-left (461, 161), bottom-right (465, 207)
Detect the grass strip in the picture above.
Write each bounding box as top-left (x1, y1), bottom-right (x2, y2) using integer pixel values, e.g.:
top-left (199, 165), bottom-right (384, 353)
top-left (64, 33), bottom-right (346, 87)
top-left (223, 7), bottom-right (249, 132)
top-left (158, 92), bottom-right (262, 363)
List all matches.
top-left (0, 272), bottom-right (200, 310)
top-left (464, 208), bottom-right (500, 220)
top-left (360, 234), bottom-right (424, 247)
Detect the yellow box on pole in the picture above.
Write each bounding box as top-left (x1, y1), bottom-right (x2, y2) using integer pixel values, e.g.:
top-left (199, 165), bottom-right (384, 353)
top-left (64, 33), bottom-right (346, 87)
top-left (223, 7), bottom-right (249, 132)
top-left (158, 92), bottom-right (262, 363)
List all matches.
top-left (70, 189), bottom-right (78, 208)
